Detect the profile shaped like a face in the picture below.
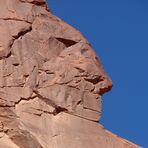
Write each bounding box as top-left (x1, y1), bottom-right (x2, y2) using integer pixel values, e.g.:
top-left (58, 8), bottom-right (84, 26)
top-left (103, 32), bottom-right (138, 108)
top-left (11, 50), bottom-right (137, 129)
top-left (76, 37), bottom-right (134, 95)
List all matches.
top-left (0, 1), bottom-right (114, 147)
top-left (36, 38), bottom-right (112, 121)
top-left (0, 3), bottom-right (112, 123)
top-left (33, 15), bottom-right (112, 121)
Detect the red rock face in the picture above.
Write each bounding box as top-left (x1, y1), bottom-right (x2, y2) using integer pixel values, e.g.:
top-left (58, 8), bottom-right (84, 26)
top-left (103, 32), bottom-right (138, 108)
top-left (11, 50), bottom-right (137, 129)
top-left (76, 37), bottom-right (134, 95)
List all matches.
top-left (0, 0), bottom-right (139, 148)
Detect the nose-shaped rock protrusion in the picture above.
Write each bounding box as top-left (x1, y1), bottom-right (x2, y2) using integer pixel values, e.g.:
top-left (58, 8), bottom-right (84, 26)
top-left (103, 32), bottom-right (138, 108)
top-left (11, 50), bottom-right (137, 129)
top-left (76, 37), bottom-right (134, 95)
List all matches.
top-left (93, 76), bottom-right (112, 96)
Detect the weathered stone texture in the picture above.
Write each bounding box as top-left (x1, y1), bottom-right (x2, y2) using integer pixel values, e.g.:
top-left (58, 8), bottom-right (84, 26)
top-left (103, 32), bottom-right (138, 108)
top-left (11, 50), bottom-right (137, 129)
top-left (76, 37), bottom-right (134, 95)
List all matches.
top-left (0, 0), bottom-right (139, 147)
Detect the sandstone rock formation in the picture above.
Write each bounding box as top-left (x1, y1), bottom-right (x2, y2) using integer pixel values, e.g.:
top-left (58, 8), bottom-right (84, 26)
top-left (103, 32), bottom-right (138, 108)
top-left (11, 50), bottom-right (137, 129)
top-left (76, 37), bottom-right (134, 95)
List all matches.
top-left (0, 0), bottom-right (139, 147)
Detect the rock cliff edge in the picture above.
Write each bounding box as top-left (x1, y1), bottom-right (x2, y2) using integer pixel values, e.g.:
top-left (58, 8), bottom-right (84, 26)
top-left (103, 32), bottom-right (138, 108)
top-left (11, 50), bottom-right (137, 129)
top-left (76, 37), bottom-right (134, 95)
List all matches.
top-left (0, 0), bottom-right (139, 147)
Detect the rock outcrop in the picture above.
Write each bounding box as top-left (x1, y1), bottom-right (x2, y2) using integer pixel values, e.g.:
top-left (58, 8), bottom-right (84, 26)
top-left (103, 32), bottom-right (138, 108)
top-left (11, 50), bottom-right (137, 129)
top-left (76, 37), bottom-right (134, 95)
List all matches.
top-left (0, 0), bottom-right (139, 147)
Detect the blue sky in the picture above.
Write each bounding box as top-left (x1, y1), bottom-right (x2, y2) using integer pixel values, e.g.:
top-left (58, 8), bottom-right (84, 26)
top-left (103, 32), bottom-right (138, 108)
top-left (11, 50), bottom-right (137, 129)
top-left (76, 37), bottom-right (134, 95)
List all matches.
top-left (47, 0), bottom-right (147, 147)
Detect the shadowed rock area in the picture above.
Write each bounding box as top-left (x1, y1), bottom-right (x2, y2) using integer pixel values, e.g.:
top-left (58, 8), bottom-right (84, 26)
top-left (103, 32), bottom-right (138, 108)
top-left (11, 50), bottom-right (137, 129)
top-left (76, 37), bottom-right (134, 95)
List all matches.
top-left (0, 0), bottom-right (139, 147)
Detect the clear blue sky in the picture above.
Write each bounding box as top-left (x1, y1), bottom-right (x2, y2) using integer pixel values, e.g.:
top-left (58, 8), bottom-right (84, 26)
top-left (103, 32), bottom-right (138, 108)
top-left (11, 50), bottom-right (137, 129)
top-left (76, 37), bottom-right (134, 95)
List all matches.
top-left (47, 0), bottom-right (147, 147)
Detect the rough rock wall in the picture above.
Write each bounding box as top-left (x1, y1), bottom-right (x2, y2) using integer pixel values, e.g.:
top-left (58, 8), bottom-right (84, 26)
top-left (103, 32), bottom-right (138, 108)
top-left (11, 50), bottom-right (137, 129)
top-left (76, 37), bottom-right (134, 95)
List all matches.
top-left (0, 0), bottom-right (139, 147)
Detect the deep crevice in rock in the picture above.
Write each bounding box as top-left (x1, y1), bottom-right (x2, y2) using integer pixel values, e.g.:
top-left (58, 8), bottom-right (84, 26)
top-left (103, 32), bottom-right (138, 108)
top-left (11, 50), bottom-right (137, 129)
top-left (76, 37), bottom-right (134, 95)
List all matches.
top-left (0, 24), bottom-right (32, 60)
top-left (84, 76), bottom-right (103, 85)
top-left (19, 0), bottom-right (45, 5)
top-left (13, 26), bottom-right (32, 39)
top-left (30, 1), bottom-right (46, 6)
top-left (56, 38), bottom-right (77, 47)
top-left (33, 90), bottom-right (68, 115)
top-left (1, 18), bottom-right (32, 24)
top-left (0, 49), bottom-right (12, 60)
top-left (53, 106), bottom-right (68, 116)
top-left (74, 67), bottom-right (85, 73)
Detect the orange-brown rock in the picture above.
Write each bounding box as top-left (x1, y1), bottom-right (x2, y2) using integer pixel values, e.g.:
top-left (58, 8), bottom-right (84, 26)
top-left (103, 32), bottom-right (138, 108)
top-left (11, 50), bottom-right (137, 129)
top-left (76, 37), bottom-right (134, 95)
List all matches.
top-left (0, 0), bottom-right (139, 147)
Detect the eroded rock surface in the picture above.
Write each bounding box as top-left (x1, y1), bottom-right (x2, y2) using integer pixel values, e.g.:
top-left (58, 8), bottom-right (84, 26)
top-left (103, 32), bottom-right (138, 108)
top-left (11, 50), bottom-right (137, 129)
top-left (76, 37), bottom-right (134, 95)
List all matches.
top-left (0, 0), bottom-right (139, 147)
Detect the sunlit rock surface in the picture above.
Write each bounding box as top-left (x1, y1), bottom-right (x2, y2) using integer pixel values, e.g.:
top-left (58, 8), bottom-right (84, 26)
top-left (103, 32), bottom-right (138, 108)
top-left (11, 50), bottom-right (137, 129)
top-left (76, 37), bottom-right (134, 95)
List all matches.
top-left (0, 0), bottom-right (139, 147)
